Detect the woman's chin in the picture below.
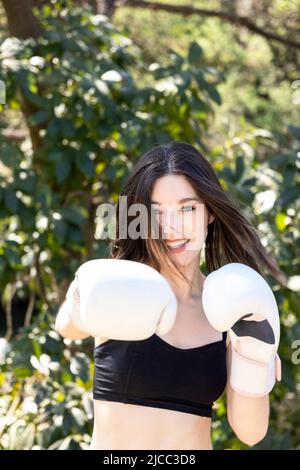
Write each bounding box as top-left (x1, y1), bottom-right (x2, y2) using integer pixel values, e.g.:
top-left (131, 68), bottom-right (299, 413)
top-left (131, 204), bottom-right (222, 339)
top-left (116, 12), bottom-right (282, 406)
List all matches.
top-left (167, 239), bottom-right (203, 266)
top-left (171, 250), bottom-right (200, 267)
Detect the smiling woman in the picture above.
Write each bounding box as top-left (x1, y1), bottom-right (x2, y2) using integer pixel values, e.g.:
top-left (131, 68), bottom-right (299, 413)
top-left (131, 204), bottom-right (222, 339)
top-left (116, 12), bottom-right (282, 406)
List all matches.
top-left (56, 140), bottom-right (284, 450)
top-left (150, 175), bottom-right (212, 261)
top-left (111, 140), bottom-right (282, 286)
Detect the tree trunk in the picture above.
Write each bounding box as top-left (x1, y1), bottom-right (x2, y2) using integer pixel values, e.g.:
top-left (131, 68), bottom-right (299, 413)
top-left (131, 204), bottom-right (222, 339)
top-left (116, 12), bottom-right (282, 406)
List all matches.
top-left (1, 0), bottom-right (46, 149)
top-left (2, 0), bottom-right (40, 39)
top-left (87, 0), bottom-right (102, 13)
top-left (99, 0), bottom-right (117, 18)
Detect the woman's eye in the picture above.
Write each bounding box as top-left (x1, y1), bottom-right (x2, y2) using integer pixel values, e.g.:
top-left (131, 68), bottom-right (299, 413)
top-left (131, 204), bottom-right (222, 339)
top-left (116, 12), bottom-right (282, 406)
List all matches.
top-left (181, 205), bottom-right (195, 212)
top-left (153, 206), bottom-right (195, 215)
top-left (153, 209), bottom-right (162, 215)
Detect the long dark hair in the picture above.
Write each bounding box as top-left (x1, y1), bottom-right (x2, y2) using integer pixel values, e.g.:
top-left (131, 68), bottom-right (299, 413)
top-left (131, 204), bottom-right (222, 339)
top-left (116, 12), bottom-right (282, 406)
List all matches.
top-left (109, 140), bottom-right (286, 285)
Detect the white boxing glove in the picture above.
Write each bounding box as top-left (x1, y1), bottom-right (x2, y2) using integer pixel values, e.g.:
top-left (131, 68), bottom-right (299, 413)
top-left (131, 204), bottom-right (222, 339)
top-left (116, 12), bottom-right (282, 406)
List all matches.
top-left (64, 277), bottom-right (89, 334)
top-left (202, 263), bottom-right (281, 397)
top-left (65, 259), bottom-right (177, 340)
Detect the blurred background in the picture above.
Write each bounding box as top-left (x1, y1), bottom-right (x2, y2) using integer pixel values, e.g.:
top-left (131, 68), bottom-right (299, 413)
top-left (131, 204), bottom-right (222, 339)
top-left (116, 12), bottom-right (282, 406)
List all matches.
top-left (0, 0), bottom-right (299, 450)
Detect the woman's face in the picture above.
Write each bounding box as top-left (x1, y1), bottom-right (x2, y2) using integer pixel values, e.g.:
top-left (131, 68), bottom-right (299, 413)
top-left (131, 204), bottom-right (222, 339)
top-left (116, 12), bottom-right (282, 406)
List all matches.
top-left (151, 174), bottom-right (214, 267)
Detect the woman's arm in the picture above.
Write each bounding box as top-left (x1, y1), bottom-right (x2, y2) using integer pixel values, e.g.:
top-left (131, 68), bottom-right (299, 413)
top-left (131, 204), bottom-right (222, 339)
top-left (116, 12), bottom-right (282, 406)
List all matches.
top-left (55, 300), bottom-right (90, 340)
top-left (226, 341), bottom-right (270, 446)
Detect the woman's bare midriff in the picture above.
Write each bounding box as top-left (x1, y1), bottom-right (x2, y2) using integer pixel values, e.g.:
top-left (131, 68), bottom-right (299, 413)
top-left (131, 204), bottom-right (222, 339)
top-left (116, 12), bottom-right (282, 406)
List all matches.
top-left (89, 400), bottom-right (213, 450)
top-left (89, 302), bottom-right (222, 451)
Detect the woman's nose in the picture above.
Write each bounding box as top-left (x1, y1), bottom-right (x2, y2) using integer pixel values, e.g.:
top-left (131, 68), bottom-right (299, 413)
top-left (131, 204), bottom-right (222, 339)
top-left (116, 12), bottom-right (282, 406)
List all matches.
top-left (161, 211), bottom-right (184, 238)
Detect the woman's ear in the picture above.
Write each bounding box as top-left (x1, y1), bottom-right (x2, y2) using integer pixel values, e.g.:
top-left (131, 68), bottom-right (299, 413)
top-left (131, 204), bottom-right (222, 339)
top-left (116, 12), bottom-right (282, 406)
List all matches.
top-left (208, 213), bottom-right (215, 224)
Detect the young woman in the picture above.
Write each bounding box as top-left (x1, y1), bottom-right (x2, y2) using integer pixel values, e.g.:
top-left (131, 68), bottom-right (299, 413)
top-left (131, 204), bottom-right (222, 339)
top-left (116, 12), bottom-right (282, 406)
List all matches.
top-left (55, 141), bottom-right (283, 450)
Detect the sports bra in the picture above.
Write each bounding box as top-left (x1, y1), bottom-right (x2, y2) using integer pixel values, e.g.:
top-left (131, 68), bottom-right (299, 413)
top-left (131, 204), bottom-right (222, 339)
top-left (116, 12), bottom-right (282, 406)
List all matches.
top-left (93, 331), bottom-right (227, 418)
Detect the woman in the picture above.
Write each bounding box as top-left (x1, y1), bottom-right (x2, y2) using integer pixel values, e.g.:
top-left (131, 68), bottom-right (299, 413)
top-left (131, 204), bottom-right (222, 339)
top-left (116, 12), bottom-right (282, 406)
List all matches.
top-left (55, 141), bottom-right (283, 450)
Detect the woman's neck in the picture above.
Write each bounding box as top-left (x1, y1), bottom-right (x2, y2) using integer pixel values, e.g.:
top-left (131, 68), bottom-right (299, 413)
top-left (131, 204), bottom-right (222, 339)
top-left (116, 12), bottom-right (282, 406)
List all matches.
top-left (161, 261), bottom-right (205, 303)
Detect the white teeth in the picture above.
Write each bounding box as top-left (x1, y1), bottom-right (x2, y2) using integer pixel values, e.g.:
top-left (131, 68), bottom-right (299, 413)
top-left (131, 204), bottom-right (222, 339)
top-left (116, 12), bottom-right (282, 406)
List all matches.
top-left (166, 240), bottom-right (189, 248)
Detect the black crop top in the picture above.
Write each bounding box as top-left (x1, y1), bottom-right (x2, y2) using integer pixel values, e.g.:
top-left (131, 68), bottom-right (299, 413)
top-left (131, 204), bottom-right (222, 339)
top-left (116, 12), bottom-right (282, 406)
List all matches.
top-left (93, 331), bottom-right (227, 418)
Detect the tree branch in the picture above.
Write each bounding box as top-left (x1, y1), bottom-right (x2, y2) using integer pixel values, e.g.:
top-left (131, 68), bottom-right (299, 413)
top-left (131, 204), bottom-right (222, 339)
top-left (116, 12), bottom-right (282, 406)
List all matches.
top-left (123, 1), bottom-right (300, 50)
top-left (34, 250), bottom-right (52, 312)
top-left (24, 290), bottom-right (35, 328)
top-left (4, 282), bottom-right (17, 341)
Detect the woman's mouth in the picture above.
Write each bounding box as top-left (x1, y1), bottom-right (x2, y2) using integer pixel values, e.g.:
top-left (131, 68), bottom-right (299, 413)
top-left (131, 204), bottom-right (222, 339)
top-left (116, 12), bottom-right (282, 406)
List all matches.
top-left (165, 239), bottom-right (190, 253)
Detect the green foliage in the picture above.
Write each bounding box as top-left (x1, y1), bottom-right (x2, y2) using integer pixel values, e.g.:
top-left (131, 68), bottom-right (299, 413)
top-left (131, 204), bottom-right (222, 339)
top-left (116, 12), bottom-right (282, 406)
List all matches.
top-left (0, 318), bottom-right (93, 449)
top-left (0, 1), bottom-right (223, 294)
top-left (0, 0), bottom-right (299, 450)
top-left (210, 120), bottom-right (300, 449)
top-left (115, 1), bottom-right (300, 133)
